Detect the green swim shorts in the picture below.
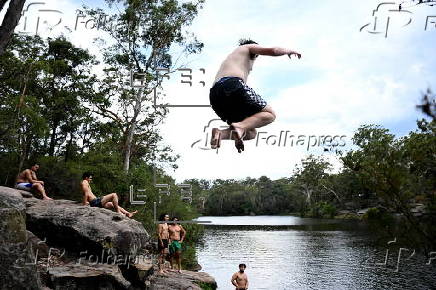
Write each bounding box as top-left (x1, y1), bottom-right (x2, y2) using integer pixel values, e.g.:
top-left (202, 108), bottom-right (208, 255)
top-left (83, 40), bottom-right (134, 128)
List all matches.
top-left (169, 240), bottom-right (182, 254)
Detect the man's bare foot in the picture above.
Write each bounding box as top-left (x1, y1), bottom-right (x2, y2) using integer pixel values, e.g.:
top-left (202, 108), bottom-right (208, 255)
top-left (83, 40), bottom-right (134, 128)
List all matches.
top-left (210, 128), bottom-right (222, 149)
top-left (230, 124), bottom-right (245, 153)
top-left (127, 210), bottom-right (138, 218)
top-left (43, 196), bottom-right (53, 201)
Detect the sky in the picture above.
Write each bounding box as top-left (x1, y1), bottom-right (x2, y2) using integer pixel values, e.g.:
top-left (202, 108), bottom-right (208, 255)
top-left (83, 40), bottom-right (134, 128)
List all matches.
top-left (2, 0), bottom-right (435, 182)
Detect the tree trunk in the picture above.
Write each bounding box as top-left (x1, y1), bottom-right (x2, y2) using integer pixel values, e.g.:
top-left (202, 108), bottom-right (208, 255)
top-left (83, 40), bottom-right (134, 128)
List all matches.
top-left (0, 0), bottom-right (9, 12)
top-left (65, 133), bottom-right (73, 162)
top-left (0, 0), bottom-right (26, 55)
top-left (49, 123), bottom-right (58, 156)
top-left (18, 133), bottom-right (32, 176)
top-left (123, 90), bottom-right (143, 173)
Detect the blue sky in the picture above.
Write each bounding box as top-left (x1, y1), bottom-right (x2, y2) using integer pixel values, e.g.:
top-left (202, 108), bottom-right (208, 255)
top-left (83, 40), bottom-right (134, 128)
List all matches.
top-left (3, 0), bottom-right (435, 181)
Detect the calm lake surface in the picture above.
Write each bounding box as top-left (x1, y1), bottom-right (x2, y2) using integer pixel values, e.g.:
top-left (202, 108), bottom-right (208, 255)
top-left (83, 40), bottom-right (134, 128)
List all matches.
top-left (194, 216), bottom-right (436, 290)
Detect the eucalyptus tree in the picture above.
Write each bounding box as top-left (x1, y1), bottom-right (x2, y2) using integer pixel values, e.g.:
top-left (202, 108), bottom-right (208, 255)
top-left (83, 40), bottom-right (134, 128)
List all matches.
top-left (85, 0), bottom-right (204, 172)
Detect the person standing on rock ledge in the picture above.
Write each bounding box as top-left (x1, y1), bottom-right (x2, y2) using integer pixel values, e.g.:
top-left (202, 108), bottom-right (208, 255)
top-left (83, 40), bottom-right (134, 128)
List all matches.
top-left (231, 263), bottom-right (249, 290)
top-left (80, 172), bottom-right (137, 218)
top-left (168, 216), bottom-right (186, 273)
top-left (15, 163), bottom-right (53, 200)
top-left (157, 213), bottom-right (170, 275)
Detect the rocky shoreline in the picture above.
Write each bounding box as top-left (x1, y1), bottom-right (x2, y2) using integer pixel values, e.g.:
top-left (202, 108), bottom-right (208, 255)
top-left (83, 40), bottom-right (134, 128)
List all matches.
top-left (0, 186), bottom-right (217, 290)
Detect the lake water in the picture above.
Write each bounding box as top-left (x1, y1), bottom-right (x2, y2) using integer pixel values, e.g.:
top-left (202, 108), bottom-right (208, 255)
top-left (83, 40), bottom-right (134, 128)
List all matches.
top-left (195, 216), bottom-right (436, 290)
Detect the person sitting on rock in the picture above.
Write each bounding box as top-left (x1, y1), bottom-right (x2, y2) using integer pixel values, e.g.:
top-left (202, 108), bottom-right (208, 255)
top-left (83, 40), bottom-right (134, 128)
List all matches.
top-left (80, 172), bottom-right (137, 218)
top-left (15, 163), bottom-right (53, 200)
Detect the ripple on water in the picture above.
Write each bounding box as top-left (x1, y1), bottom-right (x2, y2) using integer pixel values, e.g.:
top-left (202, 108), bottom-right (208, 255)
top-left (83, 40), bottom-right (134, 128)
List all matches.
top-left (196, 219), bottom-right (436, 290)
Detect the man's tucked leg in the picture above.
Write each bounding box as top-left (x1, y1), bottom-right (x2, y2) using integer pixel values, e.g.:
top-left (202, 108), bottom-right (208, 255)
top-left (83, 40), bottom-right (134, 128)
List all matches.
top-left (101, 193), bottom-right (121, 213)
top-left (32, 183), bottom-right (52, 200)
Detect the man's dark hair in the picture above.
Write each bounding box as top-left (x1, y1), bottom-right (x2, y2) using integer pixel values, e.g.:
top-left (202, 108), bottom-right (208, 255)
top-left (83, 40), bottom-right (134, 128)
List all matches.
top-left (159, 213), bottom-right (169, 221)
top-left (239, 263), bottom-right (246, 268)
top-left (82, 172), bottom-right (93, 180)
top-left (239, 38), bottom-right (259, 60)
top-left (238, 38), bottom-right (258, 46)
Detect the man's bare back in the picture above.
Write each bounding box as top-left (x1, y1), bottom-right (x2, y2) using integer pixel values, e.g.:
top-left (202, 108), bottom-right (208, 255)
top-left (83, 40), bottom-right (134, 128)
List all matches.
top-left (214, 45), bottom-right (255, 84)
top-left (80, 179), bottom-right (97, 205)
top-left (214, 43), bottom-right (301, 84)
top-left (16, 169), bottom-right (38, 184)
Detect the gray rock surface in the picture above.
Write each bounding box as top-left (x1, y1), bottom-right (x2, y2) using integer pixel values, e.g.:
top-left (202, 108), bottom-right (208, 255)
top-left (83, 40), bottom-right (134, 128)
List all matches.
top-left (148, 269), bottom-right (217, 290)
top-left (0, 186), bottom-right (42, 290)
top-left (24, 197), bottom-right (149, 258)
top-left (47, 262), bottom-right (131, 290)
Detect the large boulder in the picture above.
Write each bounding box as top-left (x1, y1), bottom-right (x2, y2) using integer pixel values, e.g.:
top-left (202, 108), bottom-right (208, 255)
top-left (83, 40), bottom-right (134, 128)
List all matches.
top-left (0, 186), bottom-right (42, 290)
top-left (0, 187), bottom-right (217, 290)
top-left (47, 262), bottom-right (131, 290)
top-left (24, 197), bottom-right (150, 259)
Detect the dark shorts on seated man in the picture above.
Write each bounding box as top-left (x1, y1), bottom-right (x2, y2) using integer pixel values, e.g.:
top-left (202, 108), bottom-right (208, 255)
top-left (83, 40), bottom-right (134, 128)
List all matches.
top-left (209, 76), bottom-right (267, 125)
top-left (89, 197), bottom-right (102, 208)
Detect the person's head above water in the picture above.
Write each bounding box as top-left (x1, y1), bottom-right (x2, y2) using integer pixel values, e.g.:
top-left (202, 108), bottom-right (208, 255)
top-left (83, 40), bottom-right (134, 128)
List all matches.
top-left (239, 38), bottom-right (259, 60)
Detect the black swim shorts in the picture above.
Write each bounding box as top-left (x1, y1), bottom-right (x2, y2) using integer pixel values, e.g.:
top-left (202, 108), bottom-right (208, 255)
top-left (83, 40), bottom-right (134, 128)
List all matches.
top-left (90, 197), bottom-right (102, 208)
top-left (209, 76), bottom-right (267, 125)
top-left (158, 239), bottom-right (169, 251)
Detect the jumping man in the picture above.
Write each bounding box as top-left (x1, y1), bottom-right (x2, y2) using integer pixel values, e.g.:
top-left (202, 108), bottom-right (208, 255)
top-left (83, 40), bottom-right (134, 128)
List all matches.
top-left (209, 39), bottom-right (301, 152)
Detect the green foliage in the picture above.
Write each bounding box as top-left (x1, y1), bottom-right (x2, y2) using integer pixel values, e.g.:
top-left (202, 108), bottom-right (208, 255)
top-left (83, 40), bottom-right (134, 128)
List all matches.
top-left (361, 207), bottom-right (396, 237)
top-left (195, 281), bottom-right (217, 290)
top-left (308, 202), bottom-right (337, 218)
top-left (342, 121), bottom-right (436, 250)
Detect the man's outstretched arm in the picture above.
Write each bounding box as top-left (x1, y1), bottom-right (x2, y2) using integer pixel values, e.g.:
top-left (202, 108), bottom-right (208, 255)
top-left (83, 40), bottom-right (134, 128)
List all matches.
top-left (248, 45), bottom-right (301, 58)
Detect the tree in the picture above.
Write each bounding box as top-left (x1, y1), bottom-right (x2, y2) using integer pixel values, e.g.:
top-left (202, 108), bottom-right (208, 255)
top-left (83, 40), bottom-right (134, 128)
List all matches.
top-left (291, 155), bottom-right (332, 206)
top-left (40, 36), bottom-right (98, 159)
top-left (0, 0), bottom-right (26, 54)
top-left (341, 123), bottom-right (435, 250)
top-left (85, 0), bottom-right (204, 172)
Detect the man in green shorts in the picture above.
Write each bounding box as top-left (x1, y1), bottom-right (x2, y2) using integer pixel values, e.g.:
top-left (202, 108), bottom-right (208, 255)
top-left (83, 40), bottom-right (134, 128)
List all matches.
top-left (168, 217), bottom-right (186, 273)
